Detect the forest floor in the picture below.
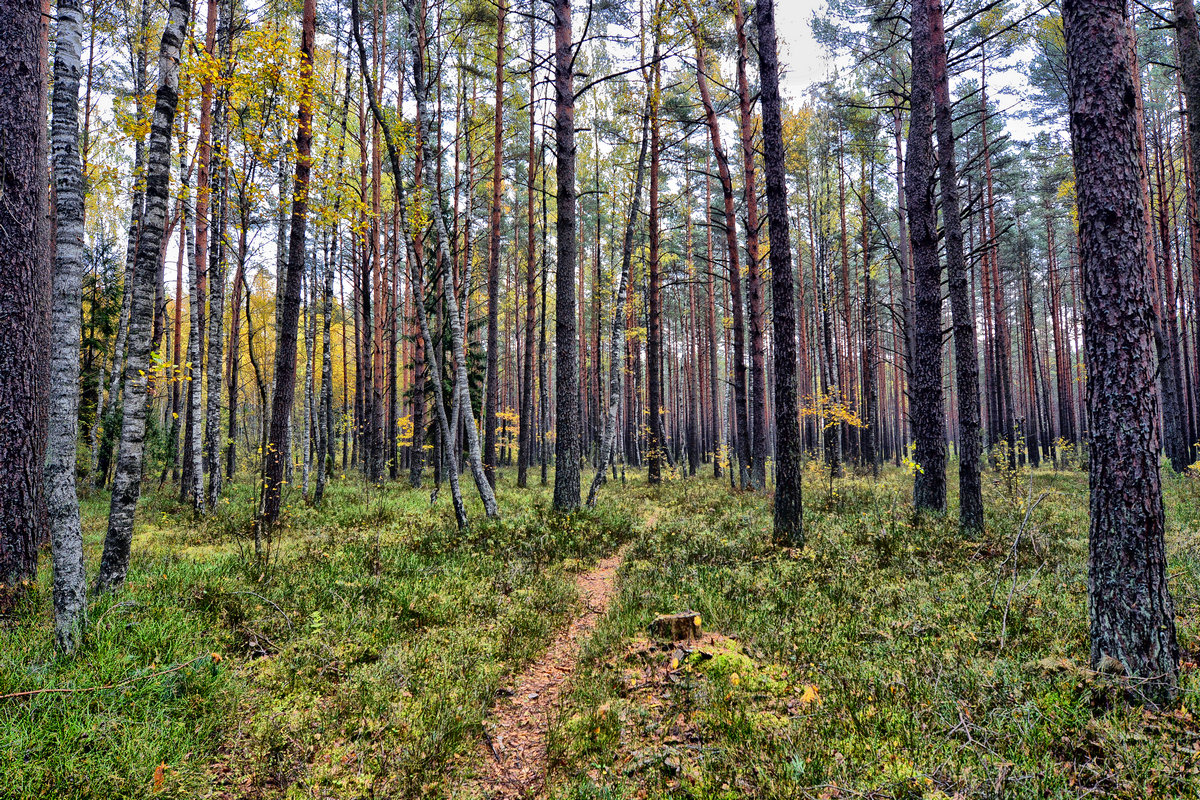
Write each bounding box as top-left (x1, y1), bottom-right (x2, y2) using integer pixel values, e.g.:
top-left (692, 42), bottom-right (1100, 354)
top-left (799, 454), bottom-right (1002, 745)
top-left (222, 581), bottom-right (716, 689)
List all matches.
top-left (3, 460), bottom-right (1200, 799)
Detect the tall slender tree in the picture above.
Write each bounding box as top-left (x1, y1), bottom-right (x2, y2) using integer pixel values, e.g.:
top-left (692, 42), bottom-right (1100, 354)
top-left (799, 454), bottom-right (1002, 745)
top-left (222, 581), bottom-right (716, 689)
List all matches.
top-left (261, 0), bottom-right (316, 530)
top-left (484, 0), bottom-right (506, 487)
top-left (758, 0), bottom-right (803, 545)
top-left (47, 0), bottom-right (89, 650)
top-left (905, 0), bottom-right (947, 512)
top-left (96, 0), bottom-right (191, 593)
top-left (552, 0), bottom-right (581, 511)
top-left (930, 0), bottom-right (982, 532)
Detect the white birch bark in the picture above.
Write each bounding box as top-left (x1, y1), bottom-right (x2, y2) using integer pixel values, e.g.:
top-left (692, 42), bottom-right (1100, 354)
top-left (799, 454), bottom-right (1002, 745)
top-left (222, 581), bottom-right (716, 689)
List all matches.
top-left (95, 0), bottom-right (191, 592)
top-left (47, 0), bottom-right (88, 650)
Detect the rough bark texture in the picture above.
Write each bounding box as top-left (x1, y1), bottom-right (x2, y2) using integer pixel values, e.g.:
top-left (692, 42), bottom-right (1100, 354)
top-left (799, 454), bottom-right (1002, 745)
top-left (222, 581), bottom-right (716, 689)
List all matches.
top-left (1064, 0), bottom-right (1179, 703)
top-left (905, 0), bottom-right (947, 513)
top-left (1175, 0), bottom-right (1200, 466)
top-left (930, 0), bottom-right (982, 533)
top-left (0, 0), bottom-right (51, 613)
top-left (552, 0), bottom-right (581, 511)
top-left (261, 0), bottom-right (315, 529)
top-left (648, 39), bottom-right (663, 486)
top-left (47, 0), bottom-right (89, 650)
top-left (96, 0), bottom-right (190, 593)
top-left (757, 0), bottom-right (803, 546)
top-left (518, 18), bottom-right (538, 490)
top-left (734, 0), bottom-right (768, 491)
top-left (483, 0), bottom-right (505, 487)
top-left (693, 40), bottom-right (751, 489)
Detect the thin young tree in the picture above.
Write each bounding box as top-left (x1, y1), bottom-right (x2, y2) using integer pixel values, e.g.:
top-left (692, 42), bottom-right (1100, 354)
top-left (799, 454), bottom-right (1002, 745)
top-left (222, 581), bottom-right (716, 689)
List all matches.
top-left (1063, 0), bottom-right (1179, 702)
top-left (96, 0), bottom-right (191, 593)
top-left (518, 15), bottom-right (538, 489)
top-left (757, 0), bottom-right (803, 546)
top-left (261, 0), bottom-right (316, 530)
top-left (47, 0), bottom-right (89, 650)
top-left (483, 0), bottom-right (506, 487)
top-left (930, 0), bottom-right (982, 532)
top-left (734, 0), bottom-right (768, 490)
top-left (589, 96), bottom-right (651, 506)
top-left (404, 0), bottom-right (499, 518)
top-left (648, 31), bottom-right (664, 485)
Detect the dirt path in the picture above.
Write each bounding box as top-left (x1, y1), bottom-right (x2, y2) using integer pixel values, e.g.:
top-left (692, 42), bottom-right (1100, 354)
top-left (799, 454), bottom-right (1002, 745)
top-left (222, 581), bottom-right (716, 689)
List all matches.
top-left (471, 549), bottom-right (625, 798)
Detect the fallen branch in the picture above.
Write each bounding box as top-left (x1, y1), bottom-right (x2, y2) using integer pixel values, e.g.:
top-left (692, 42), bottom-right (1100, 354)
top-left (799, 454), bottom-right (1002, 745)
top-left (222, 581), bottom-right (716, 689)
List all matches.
top-left (0, 654), bottom-right (214, 702)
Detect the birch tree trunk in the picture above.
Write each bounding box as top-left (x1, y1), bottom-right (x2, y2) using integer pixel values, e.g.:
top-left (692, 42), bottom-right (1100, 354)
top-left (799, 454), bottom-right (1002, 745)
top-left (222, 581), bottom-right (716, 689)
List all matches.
top-left (204, 0), bottom-right (231, 508)
top-left (95, 0), bottom-right (191, 593)
top-left (95, 0), bottom-right (151, 487)
top-left (47, 0), bottom-right (88, 650)
top-left (406, 0), bottom-right (499, 517)
top-left (182, 202), bottom-right (205, 511)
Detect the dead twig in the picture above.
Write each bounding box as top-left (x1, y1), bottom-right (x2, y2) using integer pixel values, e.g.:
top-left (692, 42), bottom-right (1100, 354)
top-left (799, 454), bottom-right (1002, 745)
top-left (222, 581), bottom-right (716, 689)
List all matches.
top-left (0, 654), bottom-right (214, 702)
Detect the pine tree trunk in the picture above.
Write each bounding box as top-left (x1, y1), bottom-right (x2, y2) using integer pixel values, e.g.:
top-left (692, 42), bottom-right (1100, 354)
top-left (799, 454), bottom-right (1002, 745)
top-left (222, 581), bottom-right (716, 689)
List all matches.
top-left (0, 0), bottom-right (50, 613)
top-left (648, 37), bottom-right (664, 486)
top-left (906, 0), bottom-right (947, 512)
top-left (734, 0), bottom-right (768, 490)
top-left (1064, 0), bottom-right (1179, 703)
top-left (693, 35), bottom-right (751, 489)
top-left (757, 0), bottom-right (802, 545)
top-left (96, 0), bottom-right (190, 593)
top-left (551, 0), bottom-right (581, 510)
top-left (588, 97), bottom-right (650, 507)
top-left (260, 0), bottom-right (316, 530)
top-left (930, 0), bottom-right (982, 531)
top-left (483, 0), bottom-right (506, 487)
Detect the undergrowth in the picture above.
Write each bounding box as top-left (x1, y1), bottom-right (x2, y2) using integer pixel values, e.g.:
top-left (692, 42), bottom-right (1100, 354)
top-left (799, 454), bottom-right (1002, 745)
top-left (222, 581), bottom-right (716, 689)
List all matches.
top-left (3, 462), bottom-right (1199, 799)
top-left (548, 463), bottom-right (1200, 800)
top-left (0, 471), bottom-right (633, 799)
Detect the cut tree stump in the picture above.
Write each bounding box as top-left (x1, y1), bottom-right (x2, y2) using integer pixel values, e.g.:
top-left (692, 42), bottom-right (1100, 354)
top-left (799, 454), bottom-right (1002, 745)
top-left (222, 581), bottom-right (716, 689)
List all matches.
top-left (650, 611), bottom-right (702, 641)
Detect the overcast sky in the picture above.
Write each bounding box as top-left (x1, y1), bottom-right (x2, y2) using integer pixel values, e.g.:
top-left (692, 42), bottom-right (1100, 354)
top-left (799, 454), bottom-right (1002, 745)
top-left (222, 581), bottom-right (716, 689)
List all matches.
top-left (775, 1), bottom-right (829, 103)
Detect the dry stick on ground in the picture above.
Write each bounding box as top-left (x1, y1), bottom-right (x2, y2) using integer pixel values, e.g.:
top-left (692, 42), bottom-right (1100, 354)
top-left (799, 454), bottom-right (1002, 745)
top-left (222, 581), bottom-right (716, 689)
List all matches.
top-left (0, 655), bottom-right (214, 702)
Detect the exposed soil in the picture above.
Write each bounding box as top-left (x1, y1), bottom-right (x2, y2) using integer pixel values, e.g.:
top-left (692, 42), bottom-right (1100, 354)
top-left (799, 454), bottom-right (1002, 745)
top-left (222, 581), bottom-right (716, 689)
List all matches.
top-left (470, 549), bottom-right (625, 798)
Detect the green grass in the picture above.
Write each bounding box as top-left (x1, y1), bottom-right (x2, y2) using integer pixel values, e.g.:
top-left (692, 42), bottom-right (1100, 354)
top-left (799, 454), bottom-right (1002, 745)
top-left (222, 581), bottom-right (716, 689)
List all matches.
top-left (0, 470), bottom-right (634, 799)
top-left (3, 461), bottom-right (1200, 799)
top-left (547, 461), bottom-right (1200, 799)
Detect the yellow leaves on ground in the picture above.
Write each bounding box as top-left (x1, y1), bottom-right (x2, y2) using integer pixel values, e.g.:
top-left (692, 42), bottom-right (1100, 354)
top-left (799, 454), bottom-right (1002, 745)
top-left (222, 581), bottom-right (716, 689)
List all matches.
top-left (799, 683), bottom-right (821, 706)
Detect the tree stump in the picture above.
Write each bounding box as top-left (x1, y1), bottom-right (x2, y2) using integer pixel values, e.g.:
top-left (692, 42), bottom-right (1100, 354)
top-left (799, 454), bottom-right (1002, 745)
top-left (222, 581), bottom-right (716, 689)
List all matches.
top-left (650, 611), bottom-right (702, 641)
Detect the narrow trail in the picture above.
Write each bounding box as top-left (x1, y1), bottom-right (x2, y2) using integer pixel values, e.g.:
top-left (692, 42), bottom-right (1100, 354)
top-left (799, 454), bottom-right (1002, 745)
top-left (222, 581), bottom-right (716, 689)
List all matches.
top-left (471, 546), bottom-right (627, 799)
